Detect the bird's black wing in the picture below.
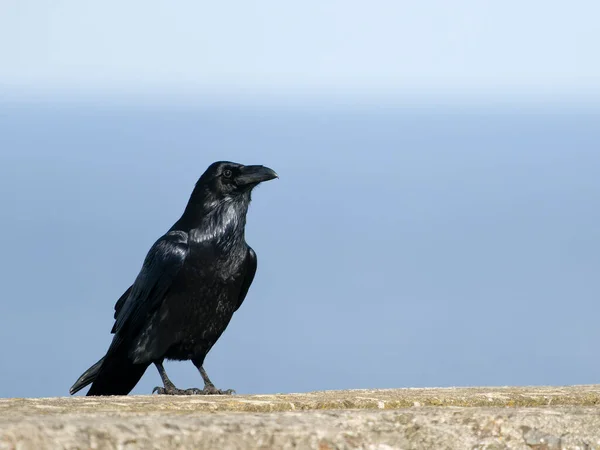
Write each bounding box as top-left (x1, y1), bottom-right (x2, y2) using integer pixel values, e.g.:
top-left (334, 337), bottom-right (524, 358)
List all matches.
top-left (110, 230), bottom-right (189, 342)
top-left (112, 285), bottom-right (132, 330)
top-left (235, 246), bottom-right (257, 312)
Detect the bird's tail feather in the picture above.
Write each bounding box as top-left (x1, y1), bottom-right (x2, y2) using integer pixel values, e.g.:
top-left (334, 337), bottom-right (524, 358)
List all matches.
top-left (69, 357), bottom-right (105, 395)
top-left (86, 348), bottom-right (150, 396)
top-left (70, 348), bottom-right (150, 396)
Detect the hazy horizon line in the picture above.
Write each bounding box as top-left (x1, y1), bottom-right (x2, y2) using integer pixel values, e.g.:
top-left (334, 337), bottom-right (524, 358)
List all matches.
top-left (2, 88), bottom-right (600, 114)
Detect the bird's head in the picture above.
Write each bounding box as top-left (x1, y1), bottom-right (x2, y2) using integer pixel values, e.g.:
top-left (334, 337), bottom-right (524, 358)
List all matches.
top-left (196, 161), bottom-right (278, 203)
top-left (174, 161), bottom-right (277, 231)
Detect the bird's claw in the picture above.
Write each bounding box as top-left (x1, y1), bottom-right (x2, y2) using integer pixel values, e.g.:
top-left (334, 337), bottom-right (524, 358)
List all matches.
top-left (202, 385), bottom-right (236, 395)
top-left (183, 388), bottom-right (204, 395)
top-left (152, 386), bottom-right (234, 395)
top-left (153, 386), bottom-right (177, 395)
top-left (152, 386), bottom-right (200, 395)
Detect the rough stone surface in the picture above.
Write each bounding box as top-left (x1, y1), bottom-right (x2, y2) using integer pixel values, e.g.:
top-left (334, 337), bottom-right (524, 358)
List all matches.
top-left (1, 386), bottom-right (600, 449)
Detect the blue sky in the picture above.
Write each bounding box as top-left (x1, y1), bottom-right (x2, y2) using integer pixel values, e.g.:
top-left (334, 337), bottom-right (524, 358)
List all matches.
top-left (1, 1), bottom-right (600, 102)
top-left (1, 105), bottom-right (599, 398)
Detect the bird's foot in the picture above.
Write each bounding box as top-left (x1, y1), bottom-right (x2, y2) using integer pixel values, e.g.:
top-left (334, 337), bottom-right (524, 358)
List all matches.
top-left (152, 385), bottom-right (235, 395)
top-left (202, 384), bottom-right (236, 395)
top-left (152, 386), bottom-right (203, 395)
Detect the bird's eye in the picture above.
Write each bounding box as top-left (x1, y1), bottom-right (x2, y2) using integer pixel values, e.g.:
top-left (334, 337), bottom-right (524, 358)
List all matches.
top-left (223, 169), bottom-right (233, 179)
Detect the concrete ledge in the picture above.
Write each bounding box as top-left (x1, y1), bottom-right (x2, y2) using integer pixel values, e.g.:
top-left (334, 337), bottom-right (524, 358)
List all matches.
top-left (2, 386), bottom-right (600, 449)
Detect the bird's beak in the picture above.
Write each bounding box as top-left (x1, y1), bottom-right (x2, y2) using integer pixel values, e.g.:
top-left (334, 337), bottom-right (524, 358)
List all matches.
top-left (236, 165), bottom-right (278, 186)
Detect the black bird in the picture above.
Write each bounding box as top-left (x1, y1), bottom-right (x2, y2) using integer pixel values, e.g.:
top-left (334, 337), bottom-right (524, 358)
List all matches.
top-left (70, 161), bottom-right (278, 396)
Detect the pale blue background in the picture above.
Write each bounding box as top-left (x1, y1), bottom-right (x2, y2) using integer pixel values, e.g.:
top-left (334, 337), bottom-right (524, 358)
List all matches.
top-left (0, 1), bottom-right (599, 398)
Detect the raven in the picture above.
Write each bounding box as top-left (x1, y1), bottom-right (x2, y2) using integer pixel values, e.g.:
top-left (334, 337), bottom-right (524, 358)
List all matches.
top-left (70, 161), bottom-right (277, 396)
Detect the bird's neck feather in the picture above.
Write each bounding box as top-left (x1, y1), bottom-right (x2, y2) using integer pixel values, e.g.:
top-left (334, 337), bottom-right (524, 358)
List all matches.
top-left (175, 192), bottom-right (250, 247)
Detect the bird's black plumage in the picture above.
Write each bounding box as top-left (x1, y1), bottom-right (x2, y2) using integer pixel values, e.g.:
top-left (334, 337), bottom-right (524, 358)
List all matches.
top-left (70, 161), bottom-right (277, 396)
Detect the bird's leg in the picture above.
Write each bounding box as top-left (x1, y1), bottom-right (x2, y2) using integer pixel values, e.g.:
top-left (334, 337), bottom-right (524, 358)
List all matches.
top-left (193, 360), bottom-right (235, 395)
top-left (152, 361), bottom-right (203, 395)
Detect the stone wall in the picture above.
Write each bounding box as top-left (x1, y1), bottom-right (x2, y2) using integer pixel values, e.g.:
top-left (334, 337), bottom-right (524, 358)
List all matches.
top-left (2, 385), bottom-right (600, 449)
